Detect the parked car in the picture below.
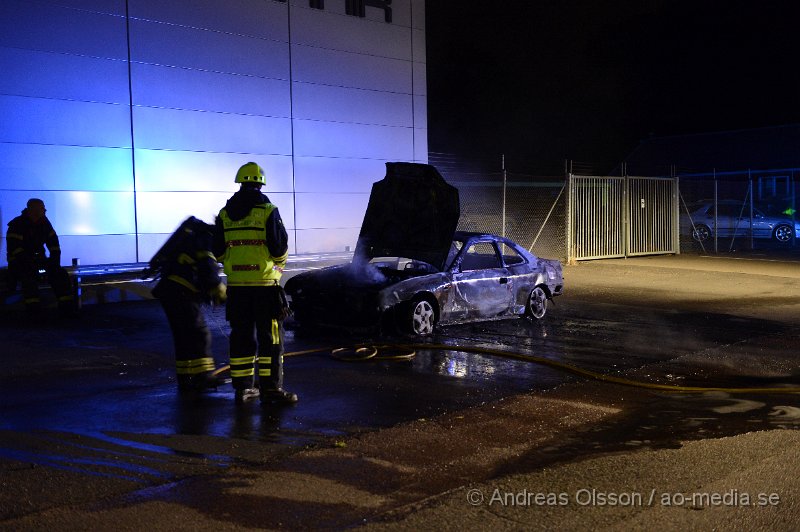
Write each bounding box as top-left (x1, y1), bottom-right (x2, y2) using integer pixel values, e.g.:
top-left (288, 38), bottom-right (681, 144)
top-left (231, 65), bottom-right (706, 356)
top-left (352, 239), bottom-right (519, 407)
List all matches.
top-left (285, 163), bottom-right (564, 336)
top-left (686, 200), bottom-right (799, 243)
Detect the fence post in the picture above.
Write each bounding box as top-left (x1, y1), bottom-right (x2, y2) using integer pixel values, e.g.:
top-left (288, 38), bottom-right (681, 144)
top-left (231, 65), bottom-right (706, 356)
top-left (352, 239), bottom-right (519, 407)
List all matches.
top-left (749, 170), bottom-right (754, 250)
top-left (793, 170), bottom-right (797, 247)
top-left (673, 166), bottom-right (680, 255)
top-left (501, 154), bottom-right (507, 238)
top-left (565, 160), bottom-right (574, 264)
top-left (713, 169), bottom-right (718, 253)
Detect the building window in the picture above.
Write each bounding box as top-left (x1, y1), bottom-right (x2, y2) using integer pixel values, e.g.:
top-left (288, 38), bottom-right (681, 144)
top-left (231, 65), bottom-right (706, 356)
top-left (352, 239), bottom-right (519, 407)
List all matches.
top-left (346, 0), bottom-right (392, 23)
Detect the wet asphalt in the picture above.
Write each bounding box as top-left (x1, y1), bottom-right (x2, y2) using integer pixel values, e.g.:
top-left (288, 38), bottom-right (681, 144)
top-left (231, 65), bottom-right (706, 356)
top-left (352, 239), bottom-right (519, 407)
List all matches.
top-left (1, 289), bottom-right (796, 451)
top-left (2, 254), bottom-right (800, 528)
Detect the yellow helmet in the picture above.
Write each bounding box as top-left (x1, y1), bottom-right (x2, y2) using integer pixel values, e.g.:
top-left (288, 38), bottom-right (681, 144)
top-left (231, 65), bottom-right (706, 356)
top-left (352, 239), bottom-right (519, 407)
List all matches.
top-left (235, 162), bottom-right (266, 185)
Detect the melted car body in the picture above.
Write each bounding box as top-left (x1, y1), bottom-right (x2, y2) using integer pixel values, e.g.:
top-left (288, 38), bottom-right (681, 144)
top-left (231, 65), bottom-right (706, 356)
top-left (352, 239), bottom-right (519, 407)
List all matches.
top-left (285, 163), bottom-right (564, 336)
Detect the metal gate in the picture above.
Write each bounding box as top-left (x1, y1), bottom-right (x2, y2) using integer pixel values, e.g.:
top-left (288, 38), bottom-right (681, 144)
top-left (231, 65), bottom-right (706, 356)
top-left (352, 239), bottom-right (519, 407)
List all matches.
top-left (567, 174), bottom-right (679, 261)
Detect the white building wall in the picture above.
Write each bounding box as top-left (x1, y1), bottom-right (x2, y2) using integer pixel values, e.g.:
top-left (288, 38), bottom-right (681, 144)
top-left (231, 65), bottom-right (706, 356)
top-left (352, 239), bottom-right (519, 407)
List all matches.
top-left (0, 0), bottom-right (426, 266)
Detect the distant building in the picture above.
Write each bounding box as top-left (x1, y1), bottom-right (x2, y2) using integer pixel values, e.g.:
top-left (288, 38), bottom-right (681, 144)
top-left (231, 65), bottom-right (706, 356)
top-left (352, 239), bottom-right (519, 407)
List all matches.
top-left (621, 124), bottom-right (800, 207)
top-left (0, 0), bottom-right (427, 266)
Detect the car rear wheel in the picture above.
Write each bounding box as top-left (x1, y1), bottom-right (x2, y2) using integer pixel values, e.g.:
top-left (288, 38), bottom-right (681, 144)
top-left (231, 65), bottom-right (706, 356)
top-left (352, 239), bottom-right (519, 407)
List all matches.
top-left (692, 224), bottom-right (711, 242)
top-left (773, 224), bottom-right (794, 243)
top-left (525, 286), bottom-right (548, 320)
top-left (406, 297), bottom-right (436, 336)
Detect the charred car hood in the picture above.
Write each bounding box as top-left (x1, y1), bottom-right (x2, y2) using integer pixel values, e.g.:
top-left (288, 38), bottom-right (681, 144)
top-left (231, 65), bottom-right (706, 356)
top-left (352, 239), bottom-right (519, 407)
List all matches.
top-left (353, 162), bottom-right (460, 272)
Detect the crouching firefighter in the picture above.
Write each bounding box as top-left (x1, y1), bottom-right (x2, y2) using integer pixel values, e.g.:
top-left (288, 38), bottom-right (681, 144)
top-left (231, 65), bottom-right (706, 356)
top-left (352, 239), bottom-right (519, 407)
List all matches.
top-left (148, 216), bottom-right (228, 393)
top-left (6, 198), bottom-right (76, 316)
top-left (214, 162), bottom-right (297, 406)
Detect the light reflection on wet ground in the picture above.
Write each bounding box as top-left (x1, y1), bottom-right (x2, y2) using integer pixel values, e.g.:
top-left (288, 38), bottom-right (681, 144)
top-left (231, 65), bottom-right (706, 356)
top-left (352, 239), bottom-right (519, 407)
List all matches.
top-left (1, 298), bottom-right (798, 478)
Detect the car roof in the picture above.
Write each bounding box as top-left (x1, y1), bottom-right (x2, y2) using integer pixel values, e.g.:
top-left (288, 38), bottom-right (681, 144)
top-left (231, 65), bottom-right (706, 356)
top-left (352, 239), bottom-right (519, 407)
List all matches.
top-left (454, 231), bottom-right (504, 241)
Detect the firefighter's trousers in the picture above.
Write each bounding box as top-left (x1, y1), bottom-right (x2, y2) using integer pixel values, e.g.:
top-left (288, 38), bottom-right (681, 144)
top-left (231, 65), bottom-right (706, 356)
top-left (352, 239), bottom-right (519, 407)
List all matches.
top-left (226, 285), bottom-right (285, 392)
top-left (158, 294), bottom-right (215, 388)
top-left (8, 258), bottom-right (73, 309)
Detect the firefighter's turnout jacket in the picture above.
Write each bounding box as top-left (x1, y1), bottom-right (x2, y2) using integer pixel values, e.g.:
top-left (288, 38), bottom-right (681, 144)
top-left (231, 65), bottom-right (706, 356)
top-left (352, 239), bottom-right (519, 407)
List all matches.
top-left (150, 217), bottom-right (222, 388)
top-left (5, 209), bottom-right (73, 308)
top-left (214, 188), bottom-right (288, 285)
top-left (214, 187), bottom-right (289, 391)
top-left (151, 217), bottom-right (222, 301)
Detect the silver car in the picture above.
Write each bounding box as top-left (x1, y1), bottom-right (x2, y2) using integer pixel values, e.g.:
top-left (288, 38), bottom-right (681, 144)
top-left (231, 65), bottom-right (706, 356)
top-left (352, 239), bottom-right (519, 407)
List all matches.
top-left (687, 200), bottom-right (799, 243)
top-left (285, 163), bottom-right (564, 336)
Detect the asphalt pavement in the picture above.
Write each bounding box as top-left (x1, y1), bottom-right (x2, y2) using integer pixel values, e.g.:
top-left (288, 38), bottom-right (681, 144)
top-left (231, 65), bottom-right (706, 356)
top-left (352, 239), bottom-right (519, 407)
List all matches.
top-left (1, 251), bottom-right (799, 530)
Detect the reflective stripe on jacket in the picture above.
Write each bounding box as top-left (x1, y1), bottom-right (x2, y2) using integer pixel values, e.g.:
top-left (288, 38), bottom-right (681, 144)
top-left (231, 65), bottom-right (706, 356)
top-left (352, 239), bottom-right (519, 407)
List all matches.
top-left (219, 203), bottom-right (286, 286)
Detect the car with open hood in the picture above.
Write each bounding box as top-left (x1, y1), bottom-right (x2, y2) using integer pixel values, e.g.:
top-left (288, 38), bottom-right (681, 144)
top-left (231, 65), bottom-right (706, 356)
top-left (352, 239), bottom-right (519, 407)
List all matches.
top-left (284, 162), bottom-right (564, 336)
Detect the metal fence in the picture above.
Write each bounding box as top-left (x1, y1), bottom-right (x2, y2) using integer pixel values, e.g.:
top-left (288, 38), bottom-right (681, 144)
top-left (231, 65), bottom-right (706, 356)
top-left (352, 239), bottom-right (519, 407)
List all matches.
top-left (677, 169), bottom-right (799, 253)
top-left (433, 153), bottom-right (800, 262)
top-left (452, 174), bottom-right (567, 261)
top-left (435, 155), bottom-right (678, 263)
top-left (567, 175), bottom-right (678, 261)
top-left (432, 153), bottom-right (567, 260)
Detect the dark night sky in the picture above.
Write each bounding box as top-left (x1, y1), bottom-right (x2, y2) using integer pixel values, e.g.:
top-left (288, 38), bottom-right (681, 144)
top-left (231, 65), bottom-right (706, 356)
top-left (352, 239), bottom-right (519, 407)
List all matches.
top-left (425, 1), bottom-right (800, 174)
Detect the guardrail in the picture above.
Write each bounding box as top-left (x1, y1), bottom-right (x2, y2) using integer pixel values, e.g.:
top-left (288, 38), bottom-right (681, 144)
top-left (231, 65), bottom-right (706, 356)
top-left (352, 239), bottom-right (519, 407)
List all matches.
top-left (2, 252), bottom-right (355, 310)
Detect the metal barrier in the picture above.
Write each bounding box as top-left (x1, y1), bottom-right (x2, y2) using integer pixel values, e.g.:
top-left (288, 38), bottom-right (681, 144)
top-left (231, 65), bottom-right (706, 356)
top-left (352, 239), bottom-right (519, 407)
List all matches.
top-left (628, 176), bottom-right (679, 256)
top-left (567, 174), bottom-right (679, 261)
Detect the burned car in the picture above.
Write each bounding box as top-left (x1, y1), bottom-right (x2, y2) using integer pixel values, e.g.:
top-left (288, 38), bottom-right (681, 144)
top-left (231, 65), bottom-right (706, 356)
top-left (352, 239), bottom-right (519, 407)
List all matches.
top-left (285, 163), bottom-right (564, 336)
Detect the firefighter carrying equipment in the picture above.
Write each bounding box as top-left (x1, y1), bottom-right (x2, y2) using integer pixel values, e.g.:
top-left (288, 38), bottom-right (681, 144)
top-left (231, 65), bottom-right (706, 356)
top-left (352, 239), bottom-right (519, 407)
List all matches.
top-left (235, 162), bottom-right (267, 185)
top-left (149, 216), bottom-right (225, 392)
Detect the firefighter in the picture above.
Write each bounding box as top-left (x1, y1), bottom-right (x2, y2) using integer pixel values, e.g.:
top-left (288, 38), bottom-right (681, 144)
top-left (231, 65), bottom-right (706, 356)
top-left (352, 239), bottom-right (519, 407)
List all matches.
top-left (5, 198), bottom-right (75, 316)
top-left (213, 162), bottom-right (297, 405)
top-left (149, 216), bottom-right (228, 393)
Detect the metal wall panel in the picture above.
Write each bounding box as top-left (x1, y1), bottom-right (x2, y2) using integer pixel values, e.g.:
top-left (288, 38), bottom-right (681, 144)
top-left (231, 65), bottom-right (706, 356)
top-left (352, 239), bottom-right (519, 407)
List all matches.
top-left (293, 157), bottom-right (388, 193)
top-left (0, 144), bottom-right (133, 192)
top-left (294, 227), bottom-right (362, 254)
top-left (136, 192), bottom-right (237, 233)
top-left (294, 192), bottom-right (369, 229)
top-left (2, 190), bottom-right (135, 237)
top-left (0, 48), bottom-right (129, 104)
top-left (129, 19), bottom-right (290, 78)
top-left (290, 6), bottom-right (411, 59)
top-left (0, 0), bottom-right (424, 267)
top-left (291, 46), bottom-right (413, 93)
top-left (129, 0), bottom-right (287, 39)
top-left (131, 63), bottom-right (291, 117)
top-left (134, 150), bottom-right (294, 193)
top-left (0, 96), bottom-right (132, 148)
top-left (59, 235), bottom-right (138, 265)
top-left (292, 84), bottom-right (412, 126)
top-left (293, 120), bottom-right (414, 160)
top-left (0, 0), bottom-right (128, 58)
top-left (132, 107), bottom-right (293, 154)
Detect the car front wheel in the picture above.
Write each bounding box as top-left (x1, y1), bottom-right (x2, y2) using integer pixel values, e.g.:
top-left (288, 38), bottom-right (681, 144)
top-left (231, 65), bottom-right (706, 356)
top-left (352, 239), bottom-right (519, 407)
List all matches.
top-left (773, 224), bottom-right (794, 243)
top-left (406, 297), bottom-right (436, 336)
top-left (526, 286), bottom-right (548, 320)
top-left (692, 224), bottom-right (711, 242)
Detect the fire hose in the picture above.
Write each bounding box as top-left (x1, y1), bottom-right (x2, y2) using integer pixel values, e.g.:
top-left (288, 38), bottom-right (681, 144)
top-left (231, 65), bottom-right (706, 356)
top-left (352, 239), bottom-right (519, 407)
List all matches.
top-left (209, 343), bottom-right (800, 395)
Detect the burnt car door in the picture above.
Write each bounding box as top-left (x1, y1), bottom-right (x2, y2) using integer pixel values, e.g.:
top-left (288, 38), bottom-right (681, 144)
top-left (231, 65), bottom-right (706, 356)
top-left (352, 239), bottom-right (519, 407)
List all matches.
top-left (447, 240), bottom-right (514, 321)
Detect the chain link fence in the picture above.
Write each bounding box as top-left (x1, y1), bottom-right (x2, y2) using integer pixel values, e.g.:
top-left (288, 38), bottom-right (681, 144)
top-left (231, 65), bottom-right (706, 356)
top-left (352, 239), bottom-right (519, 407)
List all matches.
top-left (432, 153), bottom-right (800, 261)
top-left (677, 169), bottom-right (799, 254)
top-left (431, 153), bottom-right (568, 261)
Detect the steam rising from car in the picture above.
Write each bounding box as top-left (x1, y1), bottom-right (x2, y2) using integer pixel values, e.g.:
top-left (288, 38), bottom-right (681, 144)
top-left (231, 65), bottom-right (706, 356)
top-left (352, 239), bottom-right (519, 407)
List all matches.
top-left (346, 261), bottom-right (388, 285)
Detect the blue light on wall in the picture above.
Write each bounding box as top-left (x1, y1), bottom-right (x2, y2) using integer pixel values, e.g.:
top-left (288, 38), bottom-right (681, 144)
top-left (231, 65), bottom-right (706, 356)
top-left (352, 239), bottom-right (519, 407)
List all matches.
top-left (0, 0), bottom-right (427, 267)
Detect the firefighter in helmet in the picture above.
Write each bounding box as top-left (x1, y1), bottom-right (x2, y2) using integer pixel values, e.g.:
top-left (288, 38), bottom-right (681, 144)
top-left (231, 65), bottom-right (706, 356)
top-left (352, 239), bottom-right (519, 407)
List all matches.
top-left (5, 198), bottom-right (76, 316)
top-left (213, 162), bottom-right (297, 405)
top-left (149, 216), bottom-right (227, 393)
